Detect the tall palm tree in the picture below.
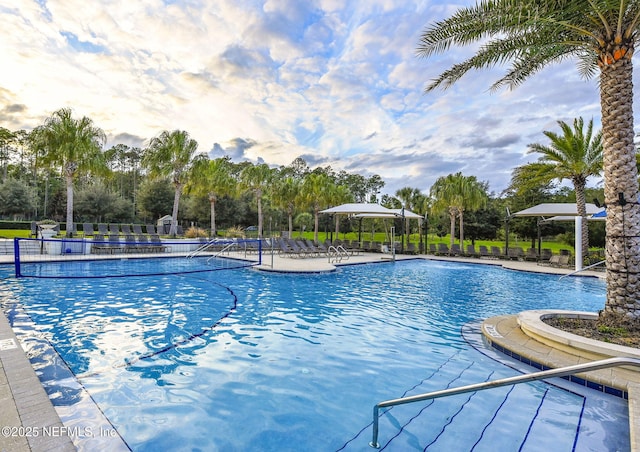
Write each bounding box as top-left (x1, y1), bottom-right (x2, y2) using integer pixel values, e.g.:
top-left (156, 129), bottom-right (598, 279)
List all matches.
top-left (430, 173), bottom-right (486, 250)
top-left (240, 163), bottom-right (273, 238)
top-left (35, 108), bottom-right (107, 235)
top-left (301, 172), bottom-right (334, 242)
top-left (395, 187), bottom-right (421, 250)
top-left (188, 156), bottom-right (236, 236)
top-left (143, 130), bottom-right (199, 236)
top-left (417, 1), bottom-right (640, 323)
top-left (271, 175), bottom-right (302, 239)
top-left (514, 118), bottom-right (603, 253)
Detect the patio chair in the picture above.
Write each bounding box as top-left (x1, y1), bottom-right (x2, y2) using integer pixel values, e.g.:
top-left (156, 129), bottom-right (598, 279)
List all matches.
top-left (30, 221), bottom-right (38, 238)
top-left (91, 234), bottom-right (108, 254)
top-left (478, 245), bottom-right (490, 258)
top-left (507, 247), bottom-right (524, 260)
top-left (108, 223), bottom-right (120, 235)
top-left (465, 244), bottom-right (479, 257)
top-left (150, 234), bottom-right (168, 253)
top-left (124, 234), bottom-right (138, 253)
top-left (428, 244), bottom-right (437, 254)
top-left (82, 223), bottom-right (94, 237)
top-left (146, 224), bottom-right (156, 235)
top-left (450, 244), bottom-right (462, 256)
top-left (436, 243), bottom-right (449, 255)
top-left (97, 223), bottom-right (108, 235)
top-left (491, 246), bottom-right (504, 259)
top-left (121, 224), bottom-right (132, 235)
top-left (107, 234), bottom-right (123, 254)
top-left (524, 248), bottom-right (538, 262)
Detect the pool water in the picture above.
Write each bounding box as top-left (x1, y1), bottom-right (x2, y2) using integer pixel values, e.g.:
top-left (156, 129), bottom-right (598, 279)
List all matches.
top-left (0, 259), bottom-right (629, 451)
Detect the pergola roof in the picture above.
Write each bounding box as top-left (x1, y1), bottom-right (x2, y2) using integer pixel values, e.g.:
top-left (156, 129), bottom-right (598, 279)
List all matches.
top-left (512, 203), bottom-right (603, 218)
top-left (319, 203), bottom-right (395, 215)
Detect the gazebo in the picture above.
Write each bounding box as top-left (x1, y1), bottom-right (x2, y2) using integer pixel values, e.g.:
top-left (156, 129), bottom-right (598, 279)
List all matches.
top-left (319, 203), bottom-right (424, 251)
top-left (512, 203), bottom-right (604, 271)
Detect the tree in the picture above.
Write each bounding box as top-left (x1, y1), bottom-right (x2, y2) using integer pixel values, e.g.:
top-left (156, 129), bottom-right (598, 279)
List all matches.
top-left (271, 175), bottom-right (302, 239)
top-left (515, 118), bottom-right (603, 253)
top-left (137, 178), bottom-right (176, 222)
top-left (0, 178), bottom-right (35, 219)
top-left (430, 173), bottom-right (486, 250)
top-left (188, 156), bottom-right (236, 236)
top-left (240, 163), bottom-right (273, 237)
top-left (301, 172), bottom-right (334, 242)
top-left (416, 1), bottom-right (640, 323)
top-left (34, 108), bottom-right (107, 235)
top-left (395, 187), bottom-right (422, 250)
top-left (143, 130), bottom-right (199, 236)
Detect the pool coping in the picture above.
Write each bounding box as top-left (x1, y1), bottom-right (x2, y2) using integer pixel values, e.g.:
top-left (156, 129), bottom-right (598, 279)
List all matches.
top-left (482, 311), bottom-right (640, 452)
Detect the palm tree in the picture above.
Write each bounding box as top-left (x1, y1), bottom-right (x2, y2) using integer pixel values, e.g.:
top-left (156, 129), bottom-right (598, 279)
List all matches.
top-left (34, 108), bottom-right (107, 235)
top-left (143, 130), bottom-right (199, 236)
top-left (514, 118), bottom-right (603, 253)
top-left (301, 172), bottom-right (334, 242)
top-left (188, 156), bottom-right (236, 236)
top-left (395, 187), bottom-right (421, 251)
top-left (240, 163), bottom-right (273, 238)
top-left (430, 173), bottom-right (486, 250)
top-left (416, 1), bottom-right (640, 323)
top-left (271, 175), bottom-right (302, 239)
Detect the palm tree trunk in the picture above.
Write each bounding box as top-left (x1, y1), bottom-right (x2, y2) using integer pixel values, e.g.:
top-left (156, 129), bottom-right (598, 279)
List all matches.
top-left (574, 180), bottom-right (589, 255)
top-left (257, 191), bottom-right (263, 238)
top-left (449, 208), bottom-right (456, 250)
top-left (65, 172), bottom-right (74, 236)
top-left (459, 209), bottom-right (464, 247)
top-left (600, 57), bottom-right (640, 323)
top-left (209, 194), bottom-right (217, 236)
top-left (170, 183), bottom-right (182, 236)
top-left (288, 206), bottom-right (293, 238)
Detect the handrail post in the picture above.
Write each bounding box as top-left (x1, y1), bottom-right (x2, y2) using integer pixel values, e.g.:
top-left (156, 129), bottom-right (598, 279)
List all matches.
top-left (370, 405), bottom-right (380, 448)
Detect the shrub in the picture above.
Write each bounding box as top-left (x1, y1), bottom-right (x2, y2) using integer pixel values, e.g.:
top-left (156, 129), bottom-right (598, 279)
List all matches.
top-left (185, 226), bottom-right (208, 238)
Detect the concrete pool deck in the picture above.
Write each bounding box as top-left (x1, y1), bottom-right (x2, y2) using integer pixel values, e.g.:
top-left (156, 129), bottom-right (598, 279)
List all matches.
top-left (1, 249), bottom-right (638, 451)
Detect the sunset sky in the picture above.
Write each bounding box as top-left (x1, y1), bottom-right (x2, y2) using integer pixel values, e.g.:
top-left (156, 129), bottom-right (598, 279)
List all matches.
top-left (0, 0), bottom-right (615, 196)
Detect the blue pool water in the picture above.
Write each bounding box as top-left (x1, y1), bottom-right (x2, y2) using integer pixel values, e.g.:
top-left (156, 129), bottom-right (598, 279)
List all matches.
top-left (0, 258), bottom-right (629, 451)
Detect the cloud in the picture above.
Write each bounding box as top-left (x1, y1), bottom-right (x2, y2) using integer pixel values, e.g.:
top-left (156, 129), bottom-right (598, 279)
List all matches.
top-left (0, 0), bottom-right (623, 199)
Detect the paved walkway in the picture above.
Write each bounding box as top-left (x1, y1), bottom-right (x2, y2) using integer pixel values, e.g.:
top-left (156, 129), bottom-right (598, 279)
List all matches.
top-left (0, 248), bottom-right (627, 451)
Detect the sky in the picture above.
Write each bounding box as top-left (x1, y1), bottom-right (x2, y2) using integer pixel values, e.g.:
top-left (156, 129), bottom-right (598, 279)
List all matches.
top-left (0, 0), bottom-right (618, 198)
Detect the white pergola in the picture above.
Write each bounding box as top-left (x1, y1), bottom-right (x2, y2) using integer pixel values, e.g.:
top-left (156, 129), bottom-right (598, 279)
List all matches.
top-left (512, 203), bottom-right (605, 271)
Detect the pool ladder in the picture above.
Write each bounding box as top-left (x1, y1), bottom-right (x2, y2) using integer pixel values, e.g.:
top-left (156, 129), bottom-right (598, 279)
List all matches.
top-left (370, 356), bottom-right (640, 448)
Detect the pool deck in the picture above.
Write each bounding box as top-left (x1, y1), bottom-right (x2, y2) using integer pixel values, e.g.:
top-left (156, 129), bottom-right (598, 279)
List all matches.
top-left (2, 250), bottom-right (639, 451)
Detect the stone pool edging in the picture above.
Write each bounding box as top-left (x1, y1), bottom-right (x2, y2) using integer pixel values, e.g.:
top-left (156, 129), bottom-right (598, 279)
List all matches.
top-left (482, 310), bottom-right (640, 452)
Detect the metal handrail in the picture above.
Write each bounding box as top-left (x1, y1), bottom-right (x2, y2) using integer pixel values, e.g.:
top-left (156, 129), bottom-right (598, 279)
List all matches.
top-left (559, 260), bottom-right (606, 280)
top-left (370, 356), bottom-right (640, 448)
top-left (206, 241), bottom-right (238, 263)
top-left (327, 245), bottom-right (348, 263)
top-left (186, 238), bottom-right (221, 258)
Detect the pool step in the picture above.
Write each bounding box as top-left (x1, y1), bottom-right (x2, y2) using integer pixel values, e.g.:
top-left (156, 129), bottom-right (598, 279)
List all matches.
top-left (366, 358), bottom-right (597, 451)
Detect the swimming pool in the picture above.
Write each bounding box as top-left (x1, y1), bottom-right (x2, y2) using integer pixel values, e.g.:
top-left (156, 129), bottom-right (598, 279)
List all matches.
top-left (0, 258), bottom-right (629, 451)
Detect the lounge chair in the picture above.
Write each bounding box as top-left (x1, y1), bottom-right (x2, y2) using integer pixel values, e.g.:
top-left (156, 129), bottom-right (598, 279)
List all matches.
top-left (97, 223), bottom-right (108, 235)
top-left (108, 223), bottom-right (120, 235)
top-left (30, 221), bottom-right (38, 238)
top-left (146, 224), bottom-right (156, 235)
top-left (91, 234), bottom-right (108, 254)
top-left (121, 224), bottom-right (132, 235)
top-left (437, 243), bottom-right (449, 255)
top-left (524, 248), bottom-right (538, 262)
top-left (507, 247), bottom-right (524, 260)
top-left (124, 234), bottom-right (138, 253)
top-left (107, 234), bottom-right (123, 254)
top-left (132, 224), bottom-right (145, 235)
top-left (465, 244), bottom-right (479, 257)
top-left (82, 223), bottom-right (94, 237)
top-left (150, 234), bottom-right (167, 253)
top-left (478, 245), bottom-right (490, 258)
top-left (450, 244), bottom-right (462, 256)
top-left (428, 244), bottom-right (437, 254)
top-left (491, 246), bottom-right (504, 259)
